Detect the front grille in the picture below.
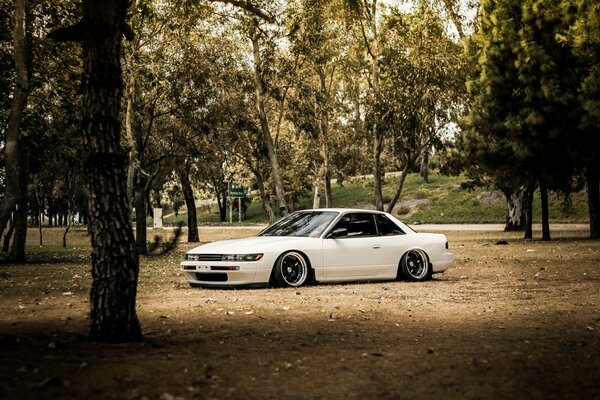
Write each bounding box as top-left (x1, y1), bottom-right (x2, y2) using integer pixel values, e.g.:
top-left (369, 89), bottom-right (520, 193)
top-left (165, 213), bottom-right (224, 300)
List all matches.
top-left (188, 254), bottom-right (223, 261)
top-left (195, 273), bottom-right (228, 282)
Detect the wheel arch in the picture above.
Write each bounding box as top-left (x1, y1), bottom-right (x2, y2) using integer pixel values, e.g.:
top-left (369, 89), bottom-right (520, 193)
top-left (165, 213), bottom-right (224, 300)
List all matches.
top-left (398, 247), bottom-right (433, 281)
top-left (269, 249), bottom-right (314, 287)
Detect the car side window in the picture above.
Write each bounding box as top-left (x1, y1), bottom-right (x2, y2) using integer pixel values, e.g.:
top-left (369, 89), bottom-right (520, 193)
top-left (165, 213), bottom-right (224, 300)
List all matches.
top-left (333, 213), bottom-right (378, 237)
top-left (375, 214), bottom-right (405, 236)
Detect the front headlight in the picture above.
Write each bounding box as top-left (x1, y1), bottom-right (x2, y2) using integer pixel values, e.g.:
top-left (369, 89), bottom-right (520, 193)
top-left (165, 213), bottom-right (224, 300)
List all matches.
top-left (186, 254), bottom-right (200, 261)
top-left (221, 254), bottom-right (264, 262)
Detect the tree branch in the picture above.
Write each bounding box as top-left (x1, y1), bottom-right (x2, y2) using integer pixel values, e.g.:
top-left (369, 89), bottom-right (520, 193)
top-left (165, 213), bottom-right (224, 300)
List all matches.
top-left (47, 21), bottom-right (86, 42)
top-left (209, 0), bottom-right (275, 23)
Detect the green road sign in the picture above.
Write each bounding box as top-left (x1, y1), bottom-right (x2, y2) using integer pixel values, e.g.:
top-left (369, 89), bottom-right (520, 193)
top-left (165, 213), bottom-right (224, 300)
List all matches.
top-left (228, 182), bottom-right (245, 197)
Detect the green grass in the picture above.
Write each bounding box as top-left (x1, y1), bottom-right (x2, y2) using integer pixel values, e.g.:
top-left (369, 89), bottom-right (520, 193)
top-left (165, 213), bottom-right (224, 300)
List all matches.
top-left (160, 171), bottom-right (589, 225)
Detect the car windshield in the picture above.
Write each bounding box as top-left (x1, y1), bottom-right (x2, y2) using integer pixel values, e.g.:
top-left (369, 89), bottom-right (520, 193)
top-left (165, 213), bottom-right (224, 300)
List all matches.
top-left (259, 211), bottom-right (339, 237)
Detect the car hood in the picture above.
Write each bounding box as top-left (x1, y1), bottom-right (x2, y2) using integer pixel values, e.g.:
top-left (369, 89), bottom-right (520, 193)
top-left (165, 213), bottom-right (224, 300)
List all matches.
top-left (187, 236), bottom-right (311, 254)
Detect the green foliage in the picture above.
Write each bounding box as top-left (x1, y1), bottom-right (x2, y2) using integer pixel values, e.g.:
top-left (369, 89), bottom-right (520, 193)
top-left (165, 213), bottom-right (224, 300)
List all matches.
top-left (164, 171), bottom-right (589, 225)
top-left (566, 0), bottom-right (600, 176)
top-left (5, 0), bottom-right (596, 238)
top-left (454, 0), bottom-right (595, 203)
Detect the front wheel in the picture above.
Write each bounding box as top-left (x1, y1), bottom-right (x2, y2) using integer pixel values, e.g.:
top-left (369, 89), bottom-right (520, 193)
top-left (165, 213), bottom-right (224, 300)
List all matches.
top-left (399, 249), bottom-right (431, 282)
top-left (273, 251), bottom-right (310, 288)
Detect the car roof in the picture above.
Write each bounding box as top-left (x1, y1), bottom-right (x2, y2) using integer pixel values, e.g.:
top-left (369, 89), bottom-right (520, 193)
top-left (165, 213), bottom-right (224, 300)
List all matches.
top-left (297, 208), bottom-right (385, 214)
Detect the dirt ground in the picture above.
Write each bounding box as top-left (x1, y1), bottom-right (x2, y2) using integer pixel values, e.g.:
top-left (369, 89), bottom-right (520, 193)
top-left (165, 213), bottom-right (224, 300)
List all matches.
top-left (0, 228), bottom-right (599, 400)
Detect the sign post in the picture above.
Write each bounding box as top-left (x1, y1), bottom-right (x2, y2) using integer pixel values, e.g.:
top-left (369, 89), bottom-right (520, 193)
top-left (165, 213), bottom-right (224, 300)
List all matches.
top-left (228, 182), bottom-right (245, 223)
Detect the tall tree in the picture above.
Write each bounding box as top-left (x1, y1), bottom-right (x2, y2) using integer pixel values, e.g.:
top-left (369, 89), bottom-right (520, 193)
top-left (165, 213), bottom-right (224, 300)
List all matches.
top-left (379, 6), bottom-right (464, 213)
top-left (460, 0), bottom-right (539, 238)
top-left (568, 0), bottom-right (600, 239)
top-left (345, 0), bottom-right (385, 210)
top-left (0, 0), bottom-right (32, 260)
top-left (289, 0), bottom-right (346, 208)
top-left (249, 18), bottom-right (291, 215)
top-left (50, 0), bottom-right (141, 342)
top-left (515, 0), bottom-right (581, 241)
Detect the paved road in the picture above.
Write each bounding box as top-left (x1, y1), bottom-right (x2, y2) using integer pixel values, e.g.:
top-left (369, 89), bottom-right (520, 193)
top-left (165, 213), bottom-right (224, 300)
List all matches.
top-left (411, 223), bottom-right (589, 232)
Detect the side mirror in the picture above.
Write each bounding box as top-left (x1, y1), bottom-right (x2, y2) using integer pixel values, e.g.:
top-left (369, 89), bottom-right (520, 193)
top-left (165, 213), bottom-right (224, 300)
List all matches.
top-left (328, 227), bottom-right (348, 238)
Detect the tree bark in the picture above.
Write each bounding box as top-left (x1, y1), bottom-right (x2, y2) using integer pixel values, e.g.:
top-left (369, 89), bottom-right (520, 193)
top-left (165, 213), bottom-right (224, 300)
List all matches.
top-left (214, 185), bottom-right (228, 222)
top-left (2, 215), bottom-right (15, 253)
top-left (251, 30), bottom-right (288, 214)
top-left (420, 148), bottom-right (430, 184)
top-left (180, 166), bottom-right (199, 243)
top-left (253, 166), bottom-right (276, 223)
top-left (317, 67), bottom-right (333, 208)
top-left (9, 202), bottom-right (27, 262)
top-left (63, 213), bottom-right (71, 248)
top-left (134, 174), bottom-right (148, 255)
top-left (125, 65), bottom-right (138, 207)
top-left (386, 161), bottom-right (412, 214)
top-left (504, 187), bottom-right (526, 231)
top-left (441, 0), bottom-right (467, 49)
top-left (53, 0), bottom-right (141, 342)
top-left (524, 185), bottom-right (534, 239)
top-left (373, 129), bottom-right (384, 211)
top-left (540, 181), bottom-right (551, 241)
top-left (313, 172), bottom-right (322, 209)
top-left (587, 169), bottom-right (600, 239)
top-left (362, 0), bottom-right (384, 211)
top-left (0, 0), bottom-right (31, 241)
top-left (8, 148), bottom-right (29, 262)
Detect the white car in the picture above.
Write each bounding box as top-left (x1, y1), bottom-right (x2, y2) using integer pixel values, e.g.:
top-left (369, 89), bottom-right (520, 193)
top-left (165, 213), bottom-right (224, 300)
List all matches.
top-left (181, 209), bottom-right (453, 288)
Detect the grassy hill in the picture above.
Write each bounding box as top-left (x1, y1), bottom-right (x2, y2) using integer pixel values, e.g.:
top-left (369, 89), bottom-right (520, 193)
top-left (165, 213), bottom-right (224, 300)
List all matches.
top-left (164, 171), bottom-right (589, 225)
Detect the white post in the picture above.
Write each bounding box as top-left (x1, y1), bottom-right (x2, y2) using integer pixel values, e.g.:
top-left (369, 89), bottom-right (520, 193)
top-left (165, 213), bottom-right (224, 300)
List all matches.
top-left (153, 207), bottom-right (163, 229)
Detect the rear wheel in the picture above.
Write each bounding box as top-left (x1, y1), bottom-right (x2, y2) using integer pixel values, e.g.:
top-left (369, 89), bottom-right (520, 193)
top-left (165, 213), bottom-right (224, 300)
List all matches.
top-left (273, 251), bottom-right (309, 287)
top-left (399, 249), bottom-right (431, 281)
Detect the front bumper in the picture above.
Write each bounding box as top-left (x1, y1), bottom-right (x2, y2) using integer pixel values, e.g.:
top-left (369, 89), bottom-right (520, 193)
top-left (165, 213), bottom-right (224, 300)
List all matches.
top-left (180, 260), bottom-right (272, 287)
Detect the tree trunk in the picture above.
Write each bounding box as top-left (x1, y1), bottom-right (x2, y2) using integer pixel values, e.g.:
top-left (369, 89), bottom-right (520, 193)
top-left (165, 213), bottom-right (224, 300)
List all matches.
top-left (251, 31), bottom-right (288, 215)
top-left (2, 215), bottom-right (15, 253)
top-left (215, 187), bottom-right (227, 222)
top-left (368, 1), bottom-right (384, 212)
top-left (441, 0), bottom-right (467, 49)
top-left (420, 148), bottom-right (430, 184)
top-left (8, 147), bottom-right (29, 262)
top-left (134, 175), bottom-right (148, 255)
top-left (540, 181), bottom-right (551, 241)
top-left (9, 201), bottom-right (27, 262)
top-left (504, 187), bottom-right (526, 231)
top-left (0, 0), bottom-right (30, 240)
top-left (373, 128), bottom-right (385, 211)
top-left (386, 163), bottom-right (411, 214)
top-left (63, 213), bottom-right (71, 248)
top-left (180, 166), bottom-right (199, 243)
top-left (38, 211), bottom-right (42, 246)
top-left (524, 185), bottom-right (534, 239)
top-left (125, 65), bottom-right (137, 207)
top-left (313, 172), bottom-right (322, 209)
top-left (587, 169), bottom-right (600, 239)
top-left (50, 0), bottom-right (141, 342)
top-left (325, 170), bottom-right (332, 208)
top-left (254, 167), bottom-right (276, 223)
top-left (317, 67), bottom-right (333, 208)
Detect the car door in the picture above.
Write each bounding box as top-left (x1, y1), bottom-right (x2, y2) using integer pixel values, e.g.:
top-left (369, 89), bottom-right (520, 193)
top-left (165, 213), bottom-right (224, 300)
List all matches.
top-left (322, 212), bottom-right (384, 278)
top-left (374, 213), bottom-right (409, 278)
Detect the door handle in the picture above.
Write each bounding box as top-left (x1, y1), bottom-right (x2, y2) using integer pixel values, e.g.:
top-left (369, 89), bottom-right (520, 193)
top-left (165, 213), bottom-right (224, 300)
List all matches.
top-left (373, 244), bottom-right (381, 249)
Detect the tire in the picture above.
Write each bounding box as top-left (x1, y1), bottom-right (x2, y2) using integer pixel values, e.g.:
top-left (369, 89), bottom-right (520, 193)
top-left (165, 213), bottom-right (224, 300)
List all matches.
top-left (399, 249), bottom-right (431, 282)
top-left (273, 251), bottom-right (310, 288)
